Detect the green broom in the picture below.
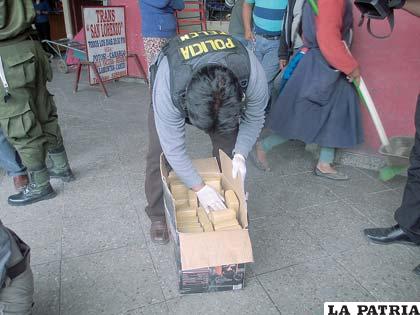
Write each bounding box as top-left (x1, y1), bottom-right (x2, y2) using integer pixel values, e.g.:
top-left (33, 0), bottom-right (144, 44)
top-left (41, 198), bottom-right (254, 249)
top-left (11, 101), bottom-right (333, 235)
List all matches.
top-left (307, 0), bottom-right (405, 181)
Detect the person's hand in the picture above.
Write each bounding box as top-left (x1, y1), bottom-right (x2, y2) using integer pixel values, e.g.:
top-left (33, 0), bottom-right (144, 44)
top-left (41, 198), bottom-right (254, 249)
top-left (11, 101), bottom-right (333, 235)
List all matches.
top-left (196, 185), bottom-right (227, 212)
top-left (279, 59), bottom-right (288, 70)
top-left (347, 67), bottom-right (361, 86)
top-left (232, 154), bottom-right (246, 186)
top-left (244, 29), bottom-right (255, 41)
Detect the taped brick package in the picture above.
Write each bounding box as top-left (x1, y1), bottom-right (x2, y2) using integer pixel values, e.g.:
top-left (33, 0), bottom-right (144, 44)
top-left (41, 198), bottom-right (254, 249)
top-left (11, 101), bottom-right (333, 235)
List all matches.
top-left (160, 150), bottom-right (253, 294)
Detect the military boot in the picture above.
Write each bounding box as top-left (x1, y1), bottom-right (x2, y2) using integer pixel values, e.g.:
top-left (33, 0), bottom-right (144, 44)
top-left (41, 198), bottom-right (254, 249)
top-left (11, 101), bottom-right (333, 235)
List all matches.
top-left (47, 145), bottom-right (75, 182)
top-left (8, 168), bottom-right (56, 206)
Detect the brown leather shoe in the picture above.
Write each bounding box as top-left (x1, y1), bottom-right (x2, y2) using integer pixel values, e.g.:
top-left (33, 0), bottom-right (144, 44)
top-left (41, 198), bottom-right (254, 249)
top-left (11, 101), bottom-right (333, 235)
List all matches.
top-left (150, 220), bottom-right (169, 245)
top-left (13, 175), bottom-right (28, 192)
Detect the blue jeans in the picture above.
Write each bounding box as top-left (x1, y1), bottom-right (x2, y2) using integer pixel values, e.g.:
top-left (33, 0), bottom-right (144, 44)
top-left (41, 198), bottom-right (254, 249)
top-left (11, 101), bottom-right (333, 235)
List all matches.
top-left (247, 34), bottom-right (280, 94)
top-left (0, 128), bottom-right (26, 177)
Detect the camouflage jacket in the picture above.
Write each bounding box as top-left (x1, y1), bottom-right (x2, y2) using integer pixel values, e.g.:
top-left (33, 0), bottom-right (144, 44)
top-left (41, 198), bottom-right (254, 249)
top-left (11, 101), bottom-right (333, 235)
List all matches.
top-left (0, 0), bottom-right (35, 42)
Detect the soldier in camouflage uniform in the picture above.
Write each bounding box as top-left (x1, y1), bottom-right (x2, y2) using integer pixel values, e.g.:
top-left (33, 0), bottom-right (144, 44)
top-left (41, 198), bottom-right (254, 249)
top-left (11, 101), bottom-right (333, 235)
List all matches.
top-left (0, 0), bottom-right (73, 206)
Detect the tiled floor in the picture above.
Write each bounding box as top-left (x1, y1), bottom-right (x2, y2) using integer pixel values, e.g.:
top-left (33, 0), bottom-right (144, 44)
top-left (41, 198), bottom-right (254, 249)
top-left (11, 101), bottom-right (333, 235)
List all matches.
top-left (0, 65), bottom-right (418, 315)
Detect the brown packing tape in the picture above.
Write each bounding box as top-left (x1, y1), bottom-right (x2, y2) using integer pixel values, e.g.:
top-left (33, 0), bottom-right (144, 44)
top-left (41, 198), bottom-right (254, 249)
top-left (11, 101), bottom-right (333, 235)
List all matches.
top-left (175, 199), bottom-right (189, 211)
top-left (168, 172), bottom-right (179, 185)
top-left (201, 174), bottom-right (222, 181)
top-left (225, 190), bottom-right (239, 214)
top-left (170, 182), bottom-right (189, 199)
top-left (176, 213), bottom-right (197, 221)
top-left (209, 209), bottom-right (236, 224)
top-left (176, 216), bottom-right (199, 224)
top-left (187, 190), bottom-right (198, 208)
top-left (216, 225), bottom-right (242, 231)
top-left (203, 223), bottom-right (214, 232)
top-left (219, 150), bottom-right (248, 229)
top-left (178, 226), bottom-right (204, 233)
top-left (177, 222), bottom-right (202, 229)
top-left (213, 219), bottom-right (240, 230)
top-left (197, 207), bottom-right (211, 224)
top-left (176, 207), bottom-right (197, 216)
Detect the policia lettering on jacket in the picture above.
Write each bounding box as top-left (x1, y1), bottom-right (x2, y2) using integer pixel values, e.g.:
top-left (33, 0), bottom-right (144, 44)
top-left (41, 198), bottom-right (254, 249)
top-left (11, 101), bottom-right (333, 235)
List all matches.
top-left (150, 30), bottom-right (250, 118)
top-left (178, 31), bottom-right (237, 60)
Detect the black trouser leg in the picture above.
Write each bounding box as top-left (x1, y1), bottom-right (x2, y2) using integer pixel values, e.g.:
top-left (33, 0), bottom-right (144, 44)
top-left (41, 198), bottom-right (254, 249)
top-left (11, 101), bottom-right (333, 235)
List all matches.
top-left (395, 95), bottom-right (420, 243)
top-left (35, 22), bottom-right (52, 53)
top-left (144, 107), bottom-right (165, 222)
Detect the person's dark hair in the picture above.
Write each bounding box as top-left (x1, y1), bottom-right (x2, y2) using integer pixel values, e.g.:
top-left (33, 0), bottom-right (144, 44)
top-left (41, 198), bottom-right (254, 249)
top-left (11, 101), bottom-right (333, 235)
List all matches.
top-left (185, 64), bottom-right (244, 134)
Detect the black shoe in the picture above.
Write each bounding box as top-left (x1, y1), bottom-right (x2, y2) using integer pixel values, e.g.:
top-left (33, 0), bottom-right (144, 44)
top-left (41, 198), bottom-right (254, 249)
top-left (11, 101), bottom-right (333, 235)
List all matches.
top-left (8, 184), bottom-right (56, 206)
top-left (363, 225), bottom-right (418, 246)
top-left (150, 220), bottom-right (169, 245)
top-left (414, 264), bottom-right (420, 276)
top-left (8, 168), bottom-right (57, 206)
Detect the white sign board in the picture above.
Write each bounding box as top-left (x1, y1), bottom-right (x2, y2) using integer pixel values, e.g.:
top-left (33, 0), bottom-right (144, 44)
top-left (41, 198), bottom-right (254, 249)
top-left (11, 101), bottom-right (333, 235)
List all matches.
top-left (83, 6), bottom-right (127, 85)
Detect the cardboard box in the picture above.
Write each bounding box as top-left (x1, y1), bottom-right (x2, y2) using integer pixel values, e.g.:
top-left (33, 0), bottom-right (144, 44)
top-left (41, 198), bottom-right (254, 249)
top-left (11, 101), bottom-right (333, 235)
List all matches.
top-left (160, 150), bottom-right (253, 294)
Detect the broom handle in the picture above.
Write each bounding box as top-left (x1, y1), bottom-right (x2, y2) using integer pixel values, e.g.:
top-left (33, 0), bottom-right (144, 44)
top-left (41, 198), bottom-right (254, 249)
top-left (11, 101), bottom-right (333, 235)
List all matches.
top-left (355, 78), bottom-right (390, 147)
top-left (308, 0), bottom-right (390, 147)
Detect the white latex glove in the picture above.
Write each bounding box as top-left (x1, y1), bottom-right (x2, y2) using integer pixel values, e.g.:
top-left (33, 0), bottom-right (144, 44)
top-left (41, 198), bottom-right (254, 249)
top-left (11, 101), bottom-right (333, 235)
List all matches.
top-left (232, 154), bottom-right (246, 184)
top-left (196, 185), bottom-right (226, 212)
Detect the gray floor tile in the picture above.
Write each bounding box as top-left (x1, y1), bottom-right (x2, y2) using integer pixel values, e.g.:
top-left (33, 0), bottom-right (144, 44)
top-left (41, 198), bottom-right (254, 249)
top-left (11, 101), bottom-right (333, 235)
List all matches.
top-left (317, 166), bottom-right (390, 200)
top-left (126, 301), bottom-right (170, 315)
top-left (63, 175), bottom-right (131, 209)
top-left (264, 173), bottom-right (338, 212)
top-left (245, 175), bottom-right (286, 220)
top-left (62, 204), bottom-right (145, 258)
top-left (0, 191), bottom-right (63, 226)
top-left (0, 181), bottom-right (65, 223)
top-left (166, 278), bottom-right (279, 315)
top-left (60, 113), bottom-right (112, 129)
top-left (32, 262), bottom-right (61, 315)
top-left (258, 257), bottom-right (375, 315)
top-left (69, 155), bottom-right (123, 180)
top-left (126, 172), bottom-right (149, 211)
top-left (267, 144), bottom-right (317, 176)
top-left (7, 215), bottom-right (62, 266)
top-left (147, 242), bottom-right (180, 300)
top-left (359, 168), bottom-right (408, 190)
top-left (288, 201), bottom-right (372, 254)
top-left (246, 193), bottom-right (284, 221)
top-left (344, 189), bottom-right (403, 227)
top-left (119, 152), bottom-right (147, 175)
top-left (249, 215), bottom-right (328, 275)
top-left (334, 245), bottom-right (420, 301)
top-left (61, 247), bottom-right (164, 315)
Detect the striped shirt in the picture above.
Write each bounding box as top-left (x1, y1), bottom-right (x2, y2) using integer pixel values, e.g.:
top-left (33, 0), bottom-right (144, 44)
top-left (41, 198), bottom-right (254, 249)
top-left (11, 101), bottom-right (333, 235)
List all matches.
top-left (246, 0), bottom-right (288, 35)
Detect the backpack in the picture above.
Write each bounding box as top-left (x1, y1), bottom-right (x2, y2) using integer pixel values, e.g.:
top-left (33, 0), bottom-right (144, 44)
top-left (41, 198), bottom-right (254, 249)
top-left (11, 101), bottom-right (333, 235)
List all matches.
top-left (279, 0), bottom-right (305, 61)
top-left (0, 221), bottom-right (30, 287)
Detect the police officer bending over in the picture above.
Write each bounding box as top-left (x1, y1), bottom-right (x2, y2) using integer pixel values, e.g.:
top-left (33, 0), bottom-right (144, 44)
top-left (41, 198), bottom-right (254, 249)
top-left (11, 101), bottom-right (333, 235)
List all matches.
top-left (0, 0), bottom-right (74, 206)
top-left (145, 31), bottom-right (268, 244)
top-left (364, 0), bottom-right (420, 275)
